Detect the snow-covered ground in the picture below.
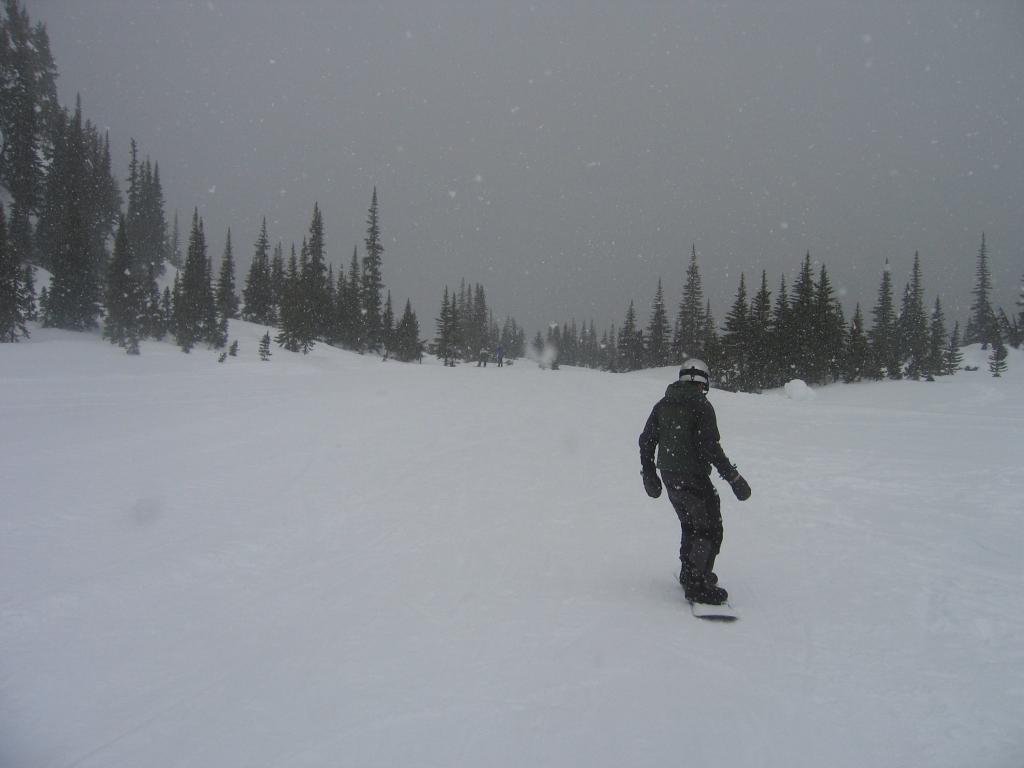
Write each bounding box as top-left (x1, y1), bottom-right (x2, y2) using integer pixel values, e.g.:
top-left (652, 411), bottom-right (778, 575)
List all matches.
top-left (2, 321), bottom-right (1022, 768)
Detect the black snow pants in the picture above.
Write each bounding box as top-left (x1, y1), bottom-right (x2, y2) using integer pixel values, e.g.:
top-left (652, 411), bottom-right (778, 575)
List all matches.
top-left (661, 472), bottom-right (723, 588)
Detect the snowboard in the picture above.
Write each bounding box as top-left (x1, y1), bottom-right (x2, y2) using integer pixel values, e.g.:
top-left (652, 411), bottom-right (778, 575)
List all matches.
top-left (688, 599), bottom-right (738, 622)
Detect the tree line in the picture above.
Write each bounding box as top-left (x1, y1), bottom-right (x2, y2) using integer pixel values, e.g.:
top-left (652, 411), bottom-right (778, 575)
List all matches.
top-left (542, 238), bottom-right (1020, 387)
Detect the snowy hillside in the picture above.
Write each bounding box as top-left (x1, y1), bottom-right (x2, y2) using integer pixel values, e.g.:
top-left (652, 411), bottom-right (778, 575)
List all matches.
top-left (2, 323), bottom-right (1022, 768)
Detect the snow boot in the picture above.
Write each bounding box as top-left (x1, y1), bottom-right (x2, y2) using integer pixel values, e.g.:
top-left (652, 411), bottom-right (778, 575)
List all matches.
top-left (686, 581), bottom-right (728, 605)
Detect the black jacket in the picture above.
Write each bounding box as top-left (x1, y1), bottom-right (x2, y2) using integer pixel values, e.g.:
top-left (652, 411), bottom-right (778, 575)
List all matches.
top-left (639, 380), bottom-right (736, 488)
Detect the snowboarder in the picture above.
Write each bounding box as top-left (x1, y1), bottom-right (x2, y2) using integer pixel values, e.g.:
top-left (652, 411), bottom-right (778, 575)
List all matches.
top-left (638, 359), bottom-right (751, 605)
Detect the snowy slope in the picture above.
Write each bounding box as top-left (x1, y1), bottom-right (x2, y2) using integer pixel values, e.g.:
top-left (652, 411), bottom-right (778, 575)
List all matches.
top-left (2, 324), bottom-right (1022, 768)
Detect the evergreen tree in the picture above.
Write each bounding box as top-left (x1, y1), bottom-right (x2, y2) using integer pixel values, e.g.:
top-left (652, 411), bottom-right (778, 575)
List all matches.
top-left (617, 300), bottom-right (644, 371)
top-left (869, 261), bottom-right (899, 379)
top-left (843, 304), bottom-right (870, 383)
top-left (926, 297), bottom-right (947, 379)
top-left (645, 279), bottom-right (671, 367)
top-left (967, 233), bottom-right (997, 348)
top-left (814, 264), bottom-right (846, 384)
top-left (789, 253), bottom-right (817, 382)
top-left (39, 101), bottom-right (104, 330)
top-left (433, 285), bottom-right (459, 366)
top-left (898, 253), bottom-right (929, 379)
top-left (275, 245), bottom-right (303, 352)
top-left (945, 322), bottom-right (964, 375)
top-left (747, 271), bottom-right (773, 391)
top-left (242, 218), bottom-right (273, 324)
top-left (0, 201), bottom-right (29, 341)
top-left (701, 300), bottom-right (722, 380)
top-left (303, 203), bottom-right (331, 341)
top-left (720, 273), bottom-right (749, 391)
top-left (269, 241), bottom-right (285, 324)
top-left (988, 335), bottom-right (1008, 377)
top-left (394, 298), bottom-right (423, 362)
top-left (361, 187), bottom-right (385, 352)
top-left (20, 261), bottom-right (35, 320)
top-left (168, 210), bottom-right (183, 269)
top-left (769, 275), bottom-right (792, 387)
top-left (174, 210), bottom-right (217, 352)
top-left (258, 331), bottom-right (272, 361)
top-left (673, 243), bottom-right (705, 359)
top-left (103, 215), bottom-right (145, 353)
top-left (381, 290), bottom-right (395, 359)
top-left (216, 229), bottom-right (240, 320)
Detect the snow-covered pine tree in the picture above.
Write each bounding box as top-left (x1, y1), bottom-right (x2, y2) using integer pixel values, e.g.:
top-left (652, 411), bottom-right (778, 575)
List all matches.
top-left (673, 244), bottom-right (704, 360)
top-left (646, 279), bottom-right (671, 368)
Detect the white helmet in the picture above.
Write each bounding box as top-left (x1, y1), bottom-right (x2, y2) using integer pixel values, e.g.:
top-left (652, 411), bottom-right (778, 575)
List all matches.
top-left (679, 358), bottom-right (711, 391)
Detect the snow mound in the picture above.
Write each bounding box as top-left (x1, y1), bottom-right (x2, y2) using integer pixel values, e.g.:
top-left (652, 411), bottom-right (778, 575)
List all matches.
top-left (784, 378), bottom-right (815, 401)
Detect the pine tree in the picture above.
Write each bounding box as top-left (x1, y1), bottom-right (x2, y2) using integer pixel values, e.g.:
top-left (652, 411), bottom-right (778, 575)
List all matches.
top-left (0, 202), bottom-right (29, 341)
top-left (967, 233), bottom-right (997, 348)
top-left (216, 229), bottom-right (240, 321)
top-left (303, 203), bottom-right (331, 342)
top-left (39, 101), bottom-right (104, 330)
top-left (814, 264), bottom-right (846, 384)
top-left (361, 187), bottom-right (385, 352)
top-left (242, 218), bottom-right (273, 324)
top-left (174, 210), bottom-right (217, 352)
top-left (673, 244), bottom-right (705, 359)
top-left (988, 336), bottom-right (1008, 377)
top-left (381, 290), bottom-right (395, 359)
top-left (618, 300), bottom-right (644, 371)
top-left (843, 304), bottom-right (870, 383)
top-left (168, 210), bottom-right (183, 269)
top-left (898, 253), bottom-right (929, 379)
top-left (433, 286), bottom-right (459, 366)
top-left (259, 331), bottom-right (272, 361)
top-left (768, 275), bottom-right (792, 388)
top-left (720, 273), bottom-right (749, 391)
top-left (394, 299), bottom-right (423, 362)
top-left (275, 245), bottom-right (303, 352)
top-left (926, 297), bottom-right (947, 379)
top-left (945, 322), bottom-right (964, 375)
top-left (646, 279), bottom-right (671, 367)
top-left (701, 300), bottom-right (722, 380)
top-left (869, 261), bottom-right (899, 379)
top-left (746, 271), bottom-right (772, 391)
top-left (103, 215), bottom-right (145, 353)
top-left (789, 253), bottom-right (817, 382)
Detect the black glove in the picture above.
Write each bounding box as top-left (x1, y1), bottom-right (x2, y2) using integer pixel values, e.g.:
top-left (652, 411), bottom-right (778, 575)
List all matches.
top-left (642, 470), bottom-right (662, 499)
top-left (727, 471), bottom-right (751, 501)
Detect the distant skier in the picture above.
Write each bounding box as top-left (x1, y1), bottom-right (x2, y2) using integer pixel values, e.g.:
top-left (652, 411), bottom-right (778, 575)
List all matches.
top-left (477, 348), bottom-right (489, 367)
top-left (638, 359), bottom-right (751, 605)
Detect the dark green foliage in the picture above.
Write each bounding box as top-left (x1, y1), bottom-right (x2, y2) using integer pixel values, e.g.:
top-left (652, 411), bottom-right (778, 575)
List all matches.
top-left (216, 229), bottom-right (240, 320)
top-left (618, 300), bottom-right (644, 371)
top-left (103, 215), bottom-right (146, 352)
top-left (229, 340), bottom-right (238, 356)
top-left (433, 285), bottom-right (460, 366)
top-left (746, 272), bottom-right (773, 391)
top-left (719, 273), bottom-right (749, 391)
top-left (393, 299), bottom-right (424, 362)
top-left (174, 210), bottom-right (218, 352)
top-left (843, 304), bottom-right (870, 383)
top-left (945, 322), bottom-right (964, 375)
top-left (869, 262), bottom-right (899, 379)
top-left (988, 336), bottom-right (1007, 377)
top-left (898, 253), bottom-right (929, 380)
top-left (361, 188), bottom-right (384, 352)
top-left (646, 279), bottom-right (671, 367)
top-left (275, 245), bottom-right (305, 353)
top-left (966, 233), bottom-right (998, 349)
top-left (258, 331), bottom-right (272, 361)
top-left (0, 202), bottom-right (30, 341)
top-left (814, 264), bottom-right (846, 384)
top-left (926, 298), bottom-right (947, 379)
top-left (673, 244), bottom-right (704, 360)
top-left (242, 218), bottom-right (274, 324)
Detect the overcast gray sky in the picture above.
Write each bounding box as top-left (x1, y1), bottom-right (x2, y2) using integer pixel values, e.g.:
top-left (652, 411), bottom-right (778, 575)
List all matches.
top-left (29, 0), bottom-right (1024, 335)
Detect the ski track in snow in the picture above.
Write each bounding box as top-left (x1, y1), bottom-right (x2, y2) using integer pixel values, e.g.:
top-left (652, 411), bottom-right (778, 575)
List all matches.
top-left (1, 323), bottom-right (1022, 768)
